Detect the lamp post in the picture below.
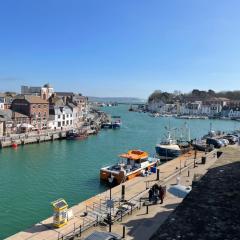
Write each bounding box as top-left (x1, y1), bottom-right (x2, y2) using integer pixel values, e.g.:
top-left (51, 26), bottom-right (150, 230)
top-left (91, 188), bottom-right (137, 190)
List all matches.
top-left (108, 175), bottom-right (114, 232)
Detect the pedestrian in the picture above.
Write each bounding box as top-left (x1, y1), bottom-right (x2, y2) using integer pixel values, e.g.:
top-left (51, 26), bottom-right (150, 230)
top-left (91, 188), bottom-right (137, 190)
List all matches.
top-left (148, 188), bottom-right (153, 202)
top-left (159, 185), bottom-right (164, 204)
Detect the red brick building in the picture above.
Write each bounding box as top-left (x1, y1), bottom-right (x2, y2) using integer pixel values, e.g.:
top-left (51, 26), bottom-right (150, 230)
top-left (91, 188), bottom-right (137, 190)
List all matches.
top-left (11, 95), bottom-right (49, 129)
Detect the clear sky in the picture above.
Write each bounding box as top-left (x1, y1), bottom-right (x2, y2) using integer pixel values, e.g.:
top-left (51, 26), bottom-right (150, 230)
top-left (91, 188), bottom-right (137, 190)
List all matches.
top-left (0, 0), bottom-right (240, 98)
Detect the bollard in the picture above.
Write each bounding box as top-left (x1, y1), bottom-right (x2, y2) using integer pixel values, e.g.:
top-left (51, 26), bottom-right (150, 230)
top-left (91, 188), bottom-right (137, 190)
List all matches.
top-left (79, 225), bottom-right (82, 237)
top-left (146, 205), bottom-right (149, 214)
top-left (121, 185), bottom-right (125, 201)
top-left (122, 226), bottom-right (126, 238)
top-left (156, 169), bottom-right (160, 181)
top-left (187, 169), bottom-right (190, 177)
top-left (201, 156), bottom-right (206, 164)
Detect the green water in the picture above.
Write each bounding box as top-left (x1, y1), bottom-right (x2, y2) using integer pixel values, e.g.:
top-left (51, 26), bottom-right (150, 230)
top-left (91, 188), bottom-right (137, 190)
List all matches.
top-left (0, 105), bottom-right (239, 239)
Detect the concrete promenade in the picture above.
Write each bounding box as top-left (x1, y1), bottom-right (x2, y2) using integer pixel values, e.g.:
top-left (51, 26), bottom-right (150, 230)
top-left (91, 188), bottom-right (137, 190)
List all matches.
top-left (7, 149), bottom-right (217, 240)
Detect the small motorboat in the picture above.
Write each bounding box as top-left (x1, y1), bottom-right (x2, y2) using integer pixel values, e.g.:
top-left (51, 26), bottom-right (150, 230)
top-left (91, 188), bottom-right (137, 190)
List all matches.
top-left (100, 150), bottom-right (160, 185)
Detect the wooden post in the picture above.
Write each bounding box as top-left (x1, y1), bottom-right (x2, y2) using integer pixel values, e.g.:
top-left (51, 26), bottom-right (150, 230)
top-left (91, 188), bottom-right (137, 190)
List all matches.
top-left (156, 169), bottom-right (160, 181)
top-left (146, 205), bottom-right (149, 214)
top-left (121, 185), bottom-right (125, 201)
top-left (122, 226), bottom-right (126, 238)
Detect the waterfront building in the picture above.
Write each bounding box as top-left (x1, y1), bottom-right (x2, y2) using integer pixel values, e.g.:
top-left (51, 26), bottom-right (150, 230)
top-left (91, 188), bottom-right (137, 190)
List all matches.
top-left (69, 94), bottom-right (89, 120)
top-left (202, 97), bottom-right (230, 107)
top-left (11, 95), bottom-right (49, 130)
top-left (0, 117), bottom-right (5, 136)
top-left (49, 106), bottom-right (73, 130)
top-left (179, 101), bottom-right (202, 115)
top-left (147, 100), bottom-right (165, 112)
top-left (67, 102), bottom-right (80, 128)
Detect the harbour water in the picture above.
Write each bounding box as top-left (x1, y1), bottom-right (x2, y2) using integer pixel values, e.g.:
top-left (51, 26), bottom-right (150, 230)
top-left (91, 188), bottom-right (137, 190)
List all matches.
top-left (0, 105), bottom-right (239, 239)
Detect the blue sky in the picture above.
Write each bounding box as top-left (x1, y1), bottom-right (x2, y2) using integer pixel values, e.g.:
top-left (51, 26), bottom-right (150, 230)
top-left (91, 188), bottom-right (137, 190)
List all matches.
top-left (0, 0), bottom-right (240, 98)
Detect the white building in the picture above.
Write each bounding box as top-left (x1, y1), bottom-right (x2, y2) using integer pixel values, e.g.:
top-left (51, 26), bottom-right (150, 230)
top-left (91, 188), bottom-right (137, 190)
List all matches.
top-left (0, 99), bottom-right (4, 110)
top-left (228, 107), bottom-right (240, 118)
top-left (49, 106), bottom-right (73, 130)
top-left (41, 83), bottom-right (54, 100)
top-left (180, 101), bottom-right (202, 115)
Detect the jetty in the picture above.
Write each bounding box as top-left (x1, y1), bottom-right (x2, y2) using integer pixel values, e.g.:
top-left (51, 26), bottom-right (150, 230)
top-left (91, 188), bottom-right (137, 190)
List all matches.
top-left (7, 149), bottom-right (222, 240)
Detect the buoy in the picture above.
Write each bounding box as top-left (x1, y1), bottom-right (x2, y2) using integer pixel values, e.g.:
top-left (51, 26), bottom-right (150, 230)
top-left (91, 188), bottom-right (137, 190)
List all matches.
top-left (12, 143), bottom-right (18, 148)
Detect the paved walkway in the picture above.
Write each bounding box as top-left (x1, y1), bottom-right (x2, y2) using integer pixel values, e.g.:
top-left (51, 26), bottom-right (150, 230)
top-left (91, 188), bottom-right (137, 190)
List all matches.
top-left (7, 150), bottom-right (216, 240)
top-left (79, 150), bottom-right (219, 240)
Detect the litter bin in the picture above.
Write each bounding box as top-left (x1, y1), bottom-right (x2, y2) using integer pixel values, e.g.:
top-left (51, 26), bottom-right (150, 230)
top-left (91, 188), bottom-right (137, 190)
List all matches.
top-left (201, 156), bottom-right (206, 164)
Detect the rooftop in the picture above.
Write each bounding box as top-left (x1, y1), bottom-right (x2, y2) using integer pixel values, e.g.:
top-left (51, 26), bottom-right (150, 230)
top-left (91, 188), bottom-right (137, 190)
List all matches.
top-left (14, 95), bottom-right (48, 104)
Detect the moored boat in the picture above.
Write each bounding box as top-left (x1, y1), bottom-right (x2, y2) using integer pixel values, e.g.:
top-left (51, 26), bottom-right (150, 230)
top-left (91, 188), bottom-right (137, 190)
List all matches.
top-left (100, 150), bottom-right (160, 185)
top-left (155, 123), bottom-right (192, 160)
top-left (66, 129), bottom-right (88, 140)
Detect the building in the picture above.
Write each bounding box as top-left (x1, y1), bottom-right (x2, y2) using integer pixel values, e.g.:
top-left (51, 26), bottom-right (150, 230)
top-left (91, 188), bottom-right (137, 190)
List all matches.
top-left (0, 99), bottom-right (4, 110)
top-left (0, 118), bottom-right (5, 137)
top-left (180, 101), bottom-right (202, 115)
top-left (41, 83), bottom-right (54, 100)
top-left (21, 86), bottom-right (41, 95)
top-left (147, 100), bottom-right (165, 113)
top-left (11, 95), bottom-right (49, 129)
top-left (49, 106), bottom-right (73, 130)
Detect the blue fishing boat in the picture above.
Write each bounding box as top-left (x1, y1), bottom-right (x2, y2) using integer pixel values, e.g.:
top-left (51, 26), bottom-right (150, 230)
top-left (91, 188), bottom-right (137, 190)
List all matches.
top-left (156, 123), bottom-right (191, 160)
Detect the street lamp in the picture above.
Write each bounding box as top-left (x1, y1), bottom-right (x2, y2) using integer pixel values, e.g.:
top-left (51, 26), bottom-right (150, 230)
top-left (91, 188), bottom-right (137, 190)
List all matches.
top-left (108, 175), bottom-right (114, 232)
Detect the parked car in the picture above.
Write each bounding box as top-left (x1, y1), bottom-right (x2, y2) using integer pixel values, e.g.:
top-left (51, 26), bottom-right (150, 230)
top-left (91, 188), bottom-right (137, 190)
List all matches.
top-left (206, 138), bottom-right (222, 148)
top-left (84, 231), bottom-right (122, 240)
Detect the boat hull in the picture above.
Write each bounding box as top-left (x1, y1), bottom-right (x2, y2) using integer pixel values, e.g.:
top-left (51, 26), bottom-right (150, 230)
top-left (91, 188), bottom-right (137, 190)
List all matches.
top-left (100, 162), bottom-right (156, 185)
top-left (155, 146), bottom-right (181, 160)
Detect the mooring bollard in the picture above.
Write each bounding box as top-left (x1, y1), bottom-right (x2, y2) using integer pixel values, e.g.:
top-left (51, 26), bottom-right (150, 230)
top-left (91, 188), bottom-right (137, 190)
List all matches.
top-left (79, 225), bottom-right (82, 237)
top-left (156, 169), bottom-right (160, 181)
top-left (122, 226), bottom-right (126, 238)
top-left (146, 205), bottom-right (149, 214)
top-left (187, 168), bottom-right (190, 177)
top-left (121, 185), bottom-right (125, 201)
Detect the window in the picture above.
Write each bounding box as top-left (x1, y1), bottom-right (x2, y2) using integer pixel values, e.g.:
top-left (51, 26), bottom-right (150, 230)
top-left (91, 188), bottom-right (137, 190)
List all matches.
top-left (33, 105), bottom-right (36, 109)
top-left (38, 112), bottom-right (41, 118)
top-left (58, 122), bottom-right (61, 127)
top-left (66, 120), bottom-right (69, 125)
top-left (62, 121), bottom-right (65, 126)
top-left (66, 114), bottom-right (69, 118)
top-left (63, 115), bottom-right (65, 120)
top-left (58, 115), bottom-right (60, 119)
top-left (38, 105), bottom-right (41, 108)
top-left (70, 120), bottom-right (72, 125)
